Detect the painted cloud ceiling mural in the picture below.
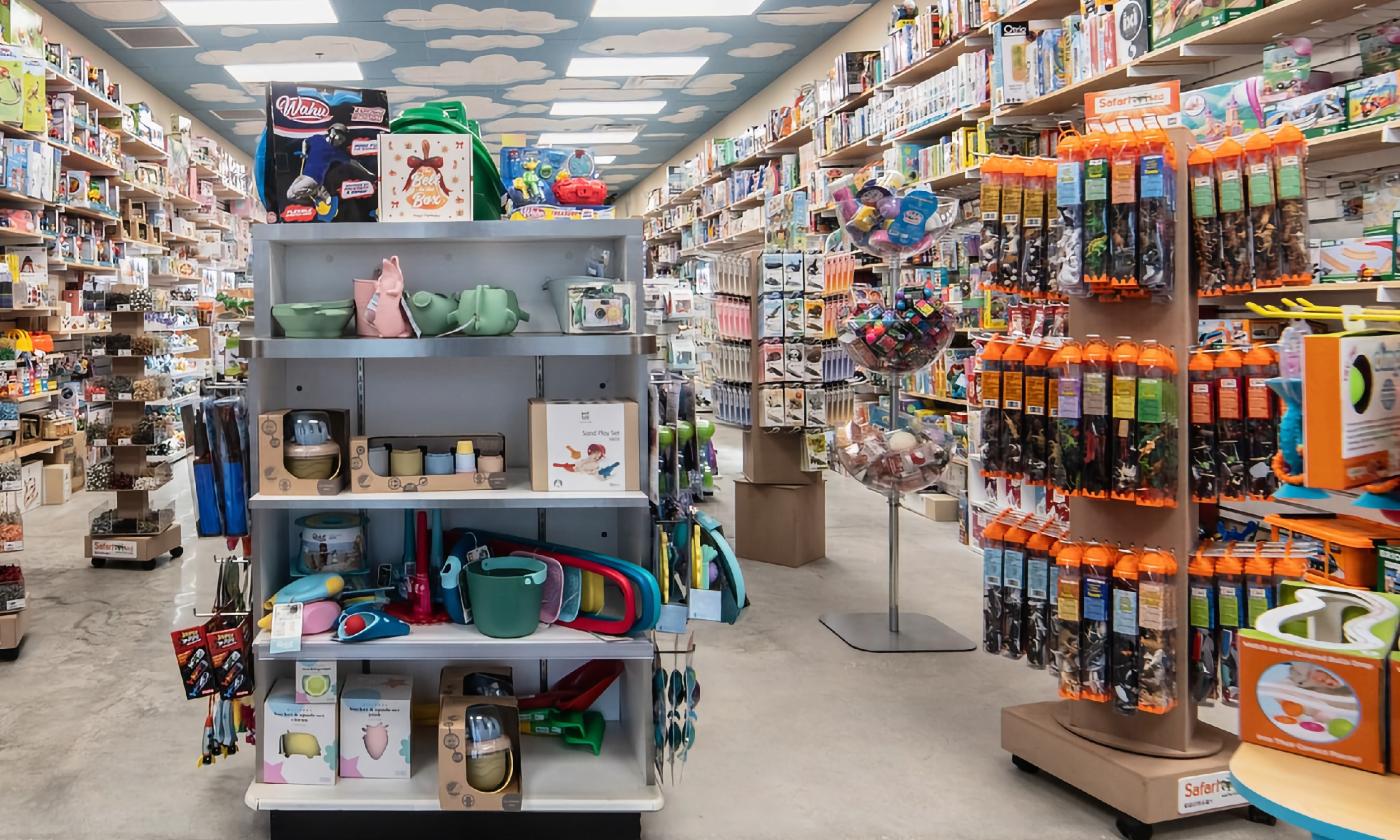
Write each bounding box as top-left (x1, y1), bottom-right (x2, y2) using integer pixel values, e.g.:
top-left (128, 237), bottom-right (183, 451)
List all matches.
top-left (45, 0), bottom-right (872, 195)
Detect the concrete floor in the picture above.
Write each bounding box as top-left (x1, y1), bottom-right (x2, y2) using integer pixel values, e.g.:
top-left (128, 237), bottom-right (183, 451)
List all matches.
top-left (0, 427), bottom-right (1305, 840)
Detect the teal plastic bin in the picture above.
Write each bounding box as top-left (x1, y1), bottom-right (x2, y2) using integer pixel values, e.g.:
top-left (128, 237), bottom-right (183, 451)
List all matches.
top-left (466, 556), bottom-right (547, 638)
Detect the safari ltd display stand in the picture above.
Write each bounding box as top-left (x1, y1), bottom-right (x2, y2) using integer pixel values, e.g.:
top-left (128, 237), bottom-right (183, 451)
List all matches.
top-left (819, 173), bottom-right (973, 653)
top-left (1000, 113), bottom-right (1261, 840)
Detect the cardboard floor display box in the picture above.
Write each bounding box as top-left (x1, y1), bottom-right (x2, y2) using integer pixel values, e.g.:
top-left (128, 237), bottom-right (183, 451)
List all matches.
top-left (742, 430), bottom-right (822, 485)
top-left (257, 410), bottom-right (350, 496)
top-left (41, 462), bottom-right (69, 505)
top-left (41, 430), bottom-right (84, 492)
top-left (438, 666), bottom-right (522, 811)
top-left (0, 606), bottom-right (26, 651)
top-left (734, 477), bottom-right (825, 567)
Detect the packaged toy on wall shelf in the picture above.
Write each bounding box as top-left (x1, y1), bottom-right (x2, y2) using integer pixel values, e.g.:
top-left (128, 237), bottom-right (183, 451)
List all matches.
top-left (262, 84), bottom-right (387, 224)
top-left (884, 51), bottom-right (990, 141)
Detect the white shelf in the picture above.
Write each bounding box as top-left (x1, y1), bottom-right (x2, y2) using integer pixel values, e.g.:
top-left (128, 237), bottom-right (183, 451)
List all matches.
top-left (252, 621), bottom-right (654, 661)
top-left (249, 470), bottom-right (648, 510)
top-left (244, 727), bottom-right (662, 813)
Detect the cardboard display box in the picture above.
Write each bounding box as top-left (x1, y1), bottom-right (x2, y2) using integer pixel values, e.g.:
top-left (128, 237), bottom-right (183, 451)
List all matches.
top-left (257, 410), bottom-right (350, 496)
top-left (438, 666), bottom-right (522, 811)
top-left (0, 606), bottom-right (26, 651)
top-left (351, 434), bottom-right (506, 493)
top-left (920, 492), bottom-right (959, 522)
top-left (743, 429), bottom-right (822, 485)
top-left (41, 462), bottom-right (69, 505)
top-left (529, 399), bottom-right (639, 492)
top-left (41, 430), bottom-right (83, 491)
top-left (378, 134), bottom-right (473, 222)
top-left (734, 478), bottom-right (825, 567)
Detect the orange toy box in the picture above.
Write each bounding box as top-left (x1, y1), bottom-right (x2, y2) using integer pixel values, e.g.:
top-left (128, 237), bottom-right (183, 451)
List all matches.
top-left (1301, 330), bottom-right (1400, 490)
top-left (1239, 581), bottom-right (1400, 773)
top-left (1264, 512), bottom-right (1400, 590)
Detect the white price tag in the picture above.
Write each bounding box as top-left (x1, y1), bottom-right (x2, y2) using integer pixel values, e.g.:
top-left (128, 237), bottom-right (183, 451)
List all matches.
top-left (118, 393), bottom-right (133, 401)
top-left (1177, 771), bottom-right (1245, 816)
top-left (117, 438), bottom-right (132, 446)
top-left (2, 540), bottom-right (21, 552)
top-left (688, 588), bottom-right (723, 622)
top-left (270, 602), bottom-right (303, 654)
top-left (0, 421), bottom-right (17, 432)
top-left (4, 597), bottom-right (24, 611)
top-left (91, 348), bottom-right (106, 357)
top-left (117, 349), bottom-right (131, 357)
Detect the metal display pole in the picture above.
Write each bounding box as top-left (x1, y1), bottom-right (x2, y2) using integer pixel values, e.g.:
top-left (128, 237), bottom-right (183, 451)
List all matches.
top-left (821, 254), bottom-right (975, 653)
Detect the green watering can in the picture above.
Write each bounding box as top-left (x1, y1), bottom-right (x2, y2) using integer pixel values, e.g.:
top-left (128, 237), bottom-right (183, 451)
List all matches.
top-left (390, 101), bottom-right (504, 221)
top-left (518, 708), bottom-right (605, 755)
top-left (454, 285), bottom-right (529, 336)
top-left (406, 290), bottom-right (461, 336)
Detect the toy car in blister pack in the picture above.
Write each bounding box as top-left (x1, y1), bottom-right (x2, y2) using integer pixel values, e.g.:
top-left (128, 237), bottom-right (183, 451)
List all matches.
top-left (264, 84), bottom-right (387, 223)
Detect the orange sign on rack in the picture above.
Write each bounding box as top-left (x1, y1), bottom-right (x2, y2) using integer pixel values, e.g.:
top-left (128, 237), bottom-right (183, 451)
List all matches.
top-left (1085, 81), bottom-right (1182, 130)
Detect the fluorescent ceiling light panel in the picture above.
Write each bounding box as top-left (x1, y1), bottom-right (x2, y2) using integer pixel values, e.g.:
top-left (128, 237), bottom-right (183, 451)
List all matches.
top-left (551, 100), bottom-right (666, 116)
top-left (595, 155), bottom-right (618, 164)
top-left (592, 0), bottom-right (763, 15)
top-left (566, 56), bottom-right (708, 78)
top-left (226, 61), bottom-right (362, 83)
top-left (537, 130), bottom-right (639, 145)
top-left (162, 0), bottom-right (337, 25)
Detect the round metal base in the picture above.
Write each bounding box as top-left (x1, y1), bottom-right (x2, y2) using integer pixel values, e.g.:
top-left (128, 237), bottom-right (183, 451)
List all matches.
top-left (820, 611), bottom-right (975, 653)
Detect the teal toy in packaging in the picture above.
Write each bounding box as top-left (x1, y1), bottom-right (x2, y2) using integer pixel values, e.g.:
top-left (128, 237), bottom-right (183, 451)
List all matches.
top-left (501, 146), bottom-right (570, 207)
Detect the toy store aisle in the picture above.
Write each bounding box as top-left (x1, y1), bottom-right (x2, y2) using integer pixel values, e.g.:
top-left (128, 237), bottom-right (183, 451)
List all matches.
top-left (0, 433), bottom-right (1303, 840)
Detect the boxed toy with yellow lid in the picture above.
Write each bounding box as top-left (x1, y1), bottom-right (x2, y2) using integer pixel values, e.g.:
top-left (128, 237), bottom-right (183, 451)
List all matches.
top-left (1301, 330), bottom-right (1400, 490)
top-left (1239, 581), bottom-right (1400, 773)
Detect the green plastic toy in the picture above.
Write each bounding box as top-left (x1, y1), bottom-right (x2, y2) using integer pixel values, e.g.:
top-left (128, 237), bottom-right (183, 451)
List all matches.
top-left (518, 708), bottom-right (605, 755)
top-left (454, 285), bottom-right (530, 336)
top-left (389, 101), bottom-right (504, 221)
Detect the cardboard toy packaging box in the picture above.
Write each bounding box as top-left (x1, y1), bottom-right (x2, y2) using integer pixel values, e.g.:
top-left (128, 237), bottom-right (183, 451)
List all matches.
top-left (1302, 331), bottom-right (1400, 490)
top-left (262, 679), bottom-right (338, 785)
top-left (295, 660), bottom-right (337, 705)
top-left (340, 673), bottom-right (412, 779)
top-left (438, 666), bottom-right (523, 812)
top-left (263, 84), bottom-right (388, 224)
top-left (0, 0), bottom-right (43, 59)
top-left (742, 430), bottom-right (822, 485)
top-left (41, 429), bottom-right (84, 491)
top-left (41, 462), bottom-right (69, 505)
top-left (1150, 0), bottom-right (1257, 49)
top-left (1238, 582), bottom-right (1400, 774)
top-left (257, 410), bottom-right (350, 496)
top-left (529, 399), bottom-right (639, 492)
top-left (351, 434), bottom-right (507, 493)
top-left (734, 477), bottom-right (825, 567)
top-left (0, 605), bottom-right (25, 650)
top-left (378, 134), bottom-right (473, 222)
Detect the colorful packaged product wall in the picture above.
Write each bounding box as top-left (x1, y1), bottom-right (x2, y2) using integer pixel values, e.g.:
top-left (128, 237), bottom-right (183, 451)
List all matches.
top-left (263, 84), bottom-right (388, 224)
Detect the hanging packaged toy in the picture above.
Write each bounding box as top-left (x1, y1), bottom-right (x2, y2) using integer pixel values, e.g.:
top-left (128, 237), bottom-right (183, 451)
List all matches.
top-left (1081, 336), bottom-right (1113, 498)
top-left (982, 515), bottom-right (1008, 653)
top-left (980, 338), bottom-right (1007, 476)
top-left (1080, 542), bottom-right (1115, 703)
top-left (1082, 132), bottom-right (1112, 296)
top-left (1137, 548), bottom-right (1178, 715)
top-left (1050, 340), bottom-right (1084, 495)
top-left (1135, 341), bottom-right (1178, 508)
top-left (1023, 343), bottom-right (1052, 485)
top-left (1110, 338), bottom-right (1141, 502)
top-left (1055, 541), bottom-right (1084, 699)
top-left (1108, 130), bottom-right (1141, 295)
top-left (1244, 130), bottom-right (1282, 288)
top-left (998, 158), bottom-right (1026, 293)
top-left (1245, 548), bottom-right (1276, 628)
top-left (979, 156), bottom-right (1005, 281)
top-left (1048, 532), bottom-right (1063, 679)
top-left (1188, 549), bottom-right (1219, 704)
top-left (1189, 145), bottom-right (1226, 297)
top-left (1111, 548), bottom-right (1141, 715)
top-left (1002, 517), bottom-right (1032, 659)
top-left (1188, 349), bottom-right (1219, 502)
top-left (1019, 158), bottom-right (1049, 297)
top-left (1243, 345), bottom-right (1279, 499)
top-left (1215, 549), bottom-right (1245, 706)
top-left (1136, 125), bottom-right (1176, 301)
top-left (1272, 123), bottom-right (1312, 286)
top-left (1000, 341), bottom-right (1028, 479)
top-left (1053, 133), bottom-right (1088, 298)
top-left (1214, 347), bottom-right (1248, 501)
top-left (1214, 139), bottom-right (1252, 293)
top-left (1026, 525), bottom-right (1056, 669)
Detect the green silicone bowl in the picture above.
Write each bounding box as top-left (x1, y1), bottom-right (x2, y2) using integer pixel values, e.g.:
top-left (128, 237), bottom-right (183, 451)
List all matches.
top-left (272, 300), bottom-right (355, 338)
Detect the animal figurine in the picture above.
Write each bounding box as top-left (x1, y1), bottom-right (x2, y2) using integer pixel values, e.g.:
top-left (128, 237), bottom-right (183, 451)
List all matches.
top-left (355, 256), bottom-right (412, 338)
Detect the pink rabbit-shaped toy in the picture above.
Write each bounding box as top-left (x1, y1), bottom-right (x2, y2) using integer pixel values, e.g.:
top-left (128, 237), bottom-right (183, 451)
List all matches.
top-left (355, 256), bottom-right (411, 338)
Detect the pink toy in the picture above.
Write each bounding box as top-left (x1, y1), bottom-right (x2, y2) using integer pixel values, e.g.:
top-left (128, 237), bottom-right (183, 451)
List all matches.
top-left (354, 256), bottom-right (411, 338)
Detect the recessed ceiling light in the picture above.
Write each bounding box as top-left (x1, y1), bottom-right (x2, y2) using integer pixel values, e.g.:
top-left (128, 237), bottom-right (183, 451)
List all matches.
top-left (226, 61), bottom-right (362, 83)
top-left (551, 100), bottom-right (666, 116)
top-left (592, 0), bottom-right (763, 15)
top-left (163, 0), bottom-right (336, 25)
top-left (538, 130), bottom-right (639, 145)
top-left (595, 155), bottom-right (618, 164)
top-left (567, 56), bottom-right (708, 78)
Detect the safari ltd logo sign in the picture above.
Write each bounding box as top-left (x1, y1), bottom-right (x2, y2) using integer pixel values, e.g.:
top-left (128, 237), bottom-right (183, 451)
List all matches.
top-left (1086, 81), bottom-right (1182, 127)
top-left (1176, 771), bottom-right (1245, 815)
top-left (276, 95), bottom-right (331, 124)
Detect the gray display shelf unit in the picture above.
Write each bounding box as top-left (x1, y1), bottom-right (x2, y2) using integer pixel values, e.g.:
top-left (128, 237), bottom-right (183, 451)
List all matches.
top-left (244, 220), bottom-right (661, 837)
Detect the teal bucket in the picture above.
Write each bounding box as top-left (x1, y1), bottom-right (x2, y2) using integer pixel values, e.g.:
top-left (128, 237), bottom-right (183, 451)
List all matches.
top-left (466, 556), bottom-right (547, 638)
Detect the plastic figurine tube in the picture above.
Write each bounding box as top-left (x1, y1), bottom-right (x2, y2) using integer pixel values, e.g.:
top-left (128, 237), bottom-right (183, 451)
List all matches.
top-left (1273, 123), bottom-right (1312, 286)
top-left (1188, 349), bottom-right (1219, 502)
top-left (1109, 338), bottom-right (1141, 502)
top-left (1135, 341), bottom-right (1178, 508)
top-left (1026, 525), bottom-right (1056, 669)
top-left (1081, 337), bottom-right (1112, 498)
top-left (980, 338), bottom-right (1007, 477)
top-left (1002, 517), bottom-right (1033, 660)
top-left (1188, 549), bottom-right (1218, 705)
top-left (1020, 158), bottom-right (1049, 297)
top-left (1055, 541), bottom-right (1084, 699)
top-left (1023, 343), bottom-right (1053, 486)
top-left (1244, 345), bottom-right (1279, 500)
top-left (1111, 548), bottom-right (1141, 715)
top-left (1079, 543), bottom-right (1114, 703)
top-left (981, 516), bottom-right (1008, 654)
top-left (1245, 549), bottom-right (1277, 628)
top-left (1136, 126), bottom-right (1175, 301)
top-left (1082, 132), bottom-right (1112, 296)
top-left (1047, 533), bottom-right (1063, 679)
top-left (1245, 130), bottom-right (1282, 288)
top-left (1188, 145), bottom-right (1226, 297)
top-left (979, 156), bottom-right (1005, 284)
top-left (1001, 341), bottom-right (1028, 479)
top-left (1137, 548), bottom-right (1178, 715)
top-left (1216, 550), bottom-right (1245, 706)
top-left (999, 157), bottom-right (1027, 293)
top-left (1214, 348), bottom-right (1248, 501)
top-left (1053, 133), bottom-right (1088, 298)
top-left (1050, 340), bottom-right (1084, 495)
top-left (1108, 131), bottom-right (1141, 294)
top-left (1214, 139), bottom-right (1251, 293)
